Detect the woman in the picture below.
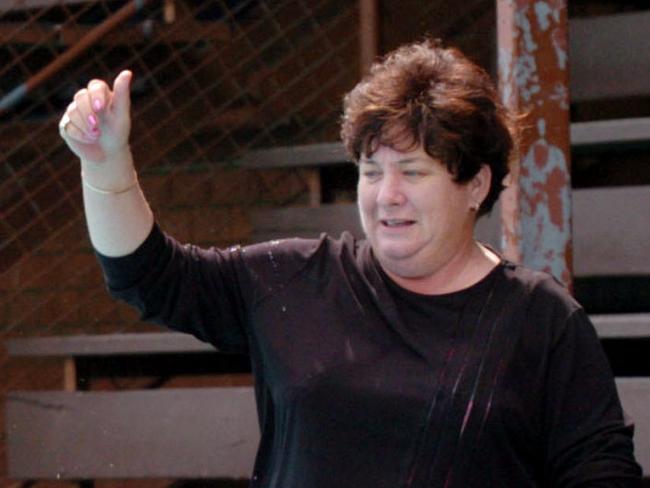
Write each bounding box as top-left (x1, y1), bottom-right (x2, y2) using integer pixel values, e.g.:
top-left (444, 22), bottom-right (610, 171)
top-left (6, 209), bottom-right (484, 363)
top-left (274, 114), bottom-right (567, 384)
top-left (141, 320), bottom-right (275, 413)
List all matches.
top-left (60, 39), bottom-right (641, 487)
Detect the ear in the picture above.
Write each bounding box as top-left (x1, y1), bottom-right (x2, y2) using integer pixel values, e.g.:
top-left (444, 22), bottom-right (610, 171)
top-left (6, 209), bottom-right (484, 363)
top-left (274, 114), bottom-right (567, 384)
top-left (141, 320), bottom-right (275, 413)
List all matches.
top-left (468, 164), bottom-right (492, 211)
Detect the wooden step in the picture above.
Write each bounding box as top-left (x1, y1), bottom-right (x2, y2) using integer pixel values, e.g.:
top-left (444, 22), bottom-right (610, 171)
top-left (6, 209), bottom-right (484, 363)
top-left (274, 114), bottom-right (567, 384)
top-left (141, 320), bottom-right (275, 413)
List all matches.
top-left (237, 115), bottom-right (650, 170)
top-left (592, 314), bottom-right (650, 339)
top-left (6, 378), bottom-right (649, 479)
top-left (236, 142), bottom-right (349, 169)
top-left (251, 183), bottom-right (650, 278)
top-left (616, 378), bottom-right (650, 476)
top-left (571, 118), bottom-right (650, 148)
top-left (6, 312), bottom-right (649, 363)
top-left (570, 11), bottom-right (650, 102)
top-left (6, 387), bottom-right (259, 480)
top-left (6, 331), bottom-right (215, 357)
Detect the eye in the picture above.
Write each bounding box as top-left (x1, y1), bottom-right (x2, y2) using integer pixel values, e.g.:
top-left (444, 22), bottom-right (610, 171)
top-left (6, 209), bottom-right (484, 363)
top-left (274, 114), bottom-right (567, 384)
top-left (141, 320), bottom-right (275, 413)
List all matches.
top-left (361, 169), bottom-right (381, 179)
top-left (403, 169), bottom-right (426, 178)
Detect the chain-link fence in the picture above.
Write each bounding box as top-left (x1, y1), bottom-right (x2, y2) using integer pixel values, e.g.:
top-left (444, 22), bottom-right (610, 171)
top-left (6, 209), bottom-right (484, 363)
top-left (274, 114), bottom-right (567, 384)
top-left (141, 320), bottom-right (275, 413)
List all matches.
top-left (1, 0), bottom-right (360, 331)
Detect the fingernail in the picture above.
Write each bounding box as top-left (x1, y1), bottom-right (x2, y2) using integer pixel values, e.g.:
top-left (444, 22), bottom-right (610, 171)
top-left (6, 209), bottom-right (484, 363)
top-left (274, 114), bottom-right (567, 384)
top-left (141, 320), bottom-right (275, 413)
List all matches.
top-left (88, 114), bottom-right (97, 127)
top-left (93, 98), bottom-right (103, 111)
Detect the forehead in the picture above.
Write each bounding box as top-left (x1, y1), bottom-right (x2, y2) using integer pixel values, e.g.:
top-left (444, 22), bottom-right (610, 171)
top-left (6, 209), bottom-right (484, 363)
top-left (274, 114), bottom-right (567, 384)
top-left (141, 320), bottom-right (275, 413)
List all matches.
top-left (360, 144), bottom-right (436, 165)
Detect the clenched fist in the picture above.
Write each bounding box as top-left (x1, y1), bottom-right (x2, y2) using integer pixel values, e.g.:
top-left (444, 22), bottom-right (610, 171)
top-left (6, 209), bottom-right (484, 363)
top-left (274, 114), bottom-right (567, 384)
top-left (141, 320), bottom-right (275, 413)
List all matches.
top-left (59, 70), bottom-right (132, 165)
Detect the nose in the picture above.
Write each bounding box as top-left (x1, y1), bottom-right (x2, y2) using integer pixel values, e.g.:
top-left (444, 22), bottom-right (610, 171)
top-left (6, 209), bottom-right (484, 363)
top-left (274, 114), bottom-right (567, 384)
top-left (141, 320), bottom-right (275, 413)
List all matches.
top-left (376, 173), bottom-right (406, 207)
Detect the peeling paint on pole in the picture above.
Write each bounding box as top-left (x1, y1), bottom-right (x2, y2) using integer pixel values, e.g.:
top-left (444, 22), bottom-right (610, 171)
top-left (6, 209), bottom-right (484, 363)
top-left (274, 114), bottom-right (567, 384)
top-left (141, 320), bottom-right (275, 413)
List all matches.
top-left (497, 0), bottom-right (572, 288)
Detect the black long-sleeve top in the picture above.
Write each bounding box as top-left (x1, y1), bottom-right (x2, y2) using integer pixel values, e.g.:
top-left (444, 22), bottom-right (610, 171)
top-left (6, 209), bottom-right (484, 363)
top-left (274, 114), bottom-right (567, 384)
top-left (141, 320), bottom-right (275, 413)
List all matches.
top-left (97, 224), bottom-right (641, 487)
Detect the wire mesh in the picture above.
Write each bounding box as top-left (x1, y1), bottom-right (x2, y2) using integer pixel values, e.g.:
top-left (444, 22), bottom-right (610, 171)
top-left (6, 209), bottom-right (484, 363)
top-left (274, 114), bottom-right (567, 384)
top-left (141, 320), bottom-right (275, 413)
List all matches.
top-left (0, 0), bottom-right (357, 333)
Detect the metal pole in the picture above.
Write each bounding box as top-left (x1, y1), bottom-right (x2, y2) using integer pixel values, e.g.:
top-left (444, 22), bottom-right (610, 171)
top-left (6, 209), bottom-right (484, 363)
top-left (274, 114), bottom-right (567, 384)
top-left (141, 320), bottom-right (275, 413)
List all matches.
top-left (496, 0), bottom-right (573, 288)
top-left (0, 0), bottom-right (153, 114)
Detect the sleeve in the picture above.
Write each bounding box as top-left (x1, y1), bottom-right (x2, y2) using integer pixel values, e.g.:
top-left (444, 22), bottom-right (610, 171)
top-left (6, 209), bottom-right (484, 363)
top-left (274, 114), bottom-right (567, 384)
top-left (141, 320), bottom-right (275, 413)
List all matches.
top-left (95, 223), bottom-right (251, 352)
top-left (544, 307), bottom-right (642, 487)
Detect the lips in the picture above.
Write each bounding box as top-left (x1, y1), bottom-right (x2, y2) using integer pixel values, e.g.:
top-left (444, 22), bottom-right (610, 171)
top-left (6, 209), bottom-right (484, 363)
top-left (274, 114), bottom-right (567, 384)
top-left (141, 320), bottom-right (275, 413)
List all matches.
top-left (380, 218), bottom-right (416, 227)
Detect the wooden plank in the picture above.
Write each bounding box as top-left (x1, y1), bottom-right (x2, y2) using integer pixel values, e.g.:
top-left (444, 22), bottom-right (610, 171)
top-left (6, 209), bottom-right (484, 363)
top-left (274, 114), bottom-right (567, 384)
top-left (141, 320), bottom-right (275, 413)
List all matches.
top-left (6, 332), bottom-right (214, 357)
top-left (570, 11), bottom-right (650, 102)
top-left (250, 203), bottom-right (363, 242)
top-left (592, 314), bottom-right (650, 339)
top-left (616, 378), bottom-right (650, 476)
top-left (573, 186), bottom-right (650, 276)
top-left (237, 117), bottom-right (650, 170)
top-left (4, 312), bottom-right (650, 362)
top-left (0, 0), bottom-right (120, 12)
top-left (0, 21), bottom-right (231, 45)
top-left (571, 118), bottom-right (650, 148)
top-left (6, 384), bottom-right (647, 480)
top-left (235, 116), bottom-right (650, 172)
top-left (62, 357), bottom-right (76, 392)
top-left (6, 387), bottom-right (259, 480)
top-left (483, 188), bottom-right (650, 277)
top-left (236, 142), bottom-right (349, 168)
top-left (359, 0), bottom-right (379, 76)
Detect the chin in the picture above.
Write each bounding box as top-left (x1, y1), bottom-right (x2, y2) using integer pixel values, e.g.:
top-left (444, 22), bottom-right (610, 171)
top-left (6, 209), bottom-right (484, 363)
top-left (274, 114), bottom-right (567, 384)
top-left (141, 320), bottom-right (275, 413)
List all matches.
top-left (374, 246), bottom-right (423, 274)
top-left (374, 240), bottom-right (420, 260)
top-left (378, 257), bottom-right (425, 280)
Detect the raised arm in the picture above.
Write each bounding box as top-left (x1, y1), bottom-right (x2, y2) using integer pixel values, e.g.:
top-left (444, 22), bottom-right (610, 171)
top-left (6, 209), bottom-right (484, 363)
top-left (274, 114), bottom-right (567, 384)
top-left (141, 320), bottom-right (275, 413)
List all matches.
top-left (59, 70), bottom-right (153, 257)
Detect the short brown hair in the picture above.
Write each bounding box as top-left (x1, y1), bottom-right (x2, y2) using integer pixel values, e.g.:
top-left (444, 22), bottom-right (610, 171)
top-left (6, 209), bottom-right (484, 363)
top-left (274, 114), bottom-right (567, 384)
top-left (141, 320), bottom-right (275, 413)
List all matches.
top-left (340, 39), bottom-right (516, 215)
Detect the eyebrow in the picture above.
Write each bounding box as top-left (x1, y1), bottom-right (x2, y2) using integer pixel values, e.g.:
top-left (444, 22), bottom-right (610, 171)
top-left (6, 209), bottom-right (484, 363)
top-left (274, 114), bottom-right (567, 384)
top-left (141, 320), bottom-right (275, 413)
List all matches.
top-left (360, 157), bottom-right (427, 164)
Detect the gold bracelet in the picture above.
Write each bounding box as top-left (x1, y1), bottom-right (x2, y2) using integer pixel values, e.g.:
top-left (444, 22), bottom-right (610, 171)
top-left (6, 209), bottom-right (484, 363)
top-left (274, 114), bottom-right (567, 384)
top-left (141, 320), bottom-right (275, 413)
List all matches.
top-left (81, 171), bottom-right (138, 195)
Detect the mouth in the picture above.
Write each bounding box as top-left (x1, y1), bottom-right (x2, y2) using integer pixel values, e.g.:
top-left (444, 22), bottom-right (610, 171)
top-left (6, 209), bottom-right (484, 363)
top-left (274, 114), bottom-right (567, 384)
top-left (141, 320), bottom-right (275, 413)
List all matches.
top-left (380, 218), bottom-right (416, 228)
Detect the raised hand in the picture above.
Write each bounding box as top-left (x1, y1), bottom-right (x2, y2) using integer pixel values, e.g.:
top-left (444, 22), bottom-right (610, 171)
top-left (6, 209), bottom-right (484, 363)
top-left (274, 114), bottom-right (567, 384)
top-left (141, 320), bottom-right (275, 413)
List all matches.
top-left (59, 70), bottom-right (132, 165)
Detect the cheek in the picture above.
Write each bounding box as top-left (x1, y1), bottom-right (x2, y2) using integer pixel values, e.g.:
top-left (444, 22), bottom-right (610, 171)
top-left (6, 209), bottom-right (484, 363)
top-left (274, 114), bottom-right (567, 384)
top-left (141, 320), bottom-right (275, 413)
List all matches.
top-left (356, 183), bottom-right (375, 213)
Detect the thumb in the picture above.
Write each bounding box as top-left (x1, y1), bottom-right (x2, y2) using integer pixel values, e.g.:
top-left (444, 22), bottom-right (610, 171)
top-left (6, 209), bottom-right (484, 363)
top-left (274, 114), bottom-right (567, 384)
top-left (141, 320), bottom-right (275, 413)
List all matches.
top-left (111, 70), bottom-right (132, 117)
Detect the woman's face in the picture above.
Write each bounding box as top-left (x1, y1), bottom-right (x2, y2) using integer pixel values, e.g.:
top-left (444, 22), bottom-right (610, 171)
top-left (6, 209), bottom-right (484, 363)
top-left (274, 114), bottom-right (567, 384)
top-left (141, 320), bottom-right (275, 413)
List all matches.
top-left (357, 144), bottom-right (485, 280)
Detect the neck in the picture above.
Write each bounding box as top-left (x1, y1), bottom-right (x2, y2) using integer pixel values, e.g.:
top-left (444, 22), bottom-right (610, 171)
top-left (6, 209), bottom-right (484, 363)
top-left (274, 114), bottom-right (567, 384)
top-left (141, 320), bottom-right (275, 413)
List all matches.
top-left (384, 240), bottom-right (500, 295)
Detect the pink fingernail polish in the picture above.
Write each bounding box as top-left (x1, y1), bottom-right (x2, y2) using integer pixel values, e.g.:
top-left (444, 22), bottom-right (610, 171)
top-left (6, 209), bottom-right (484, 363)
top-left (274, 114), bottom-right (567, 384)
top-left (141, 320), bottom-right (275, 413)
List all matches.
top-left (93, 98), bottom-right (103, 111)
top-left (88, 114), bottom-right (97, 127)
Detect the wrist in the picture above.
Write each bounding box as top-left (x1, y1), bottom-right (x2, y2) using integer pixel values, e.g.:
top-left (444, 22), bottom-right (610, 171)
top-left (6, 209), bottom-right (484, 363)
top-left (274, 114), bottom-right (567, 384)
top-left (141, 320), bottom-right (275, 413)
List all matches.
top-left (81, 170), bottom-right (138, 195)
top-left (80, 145), bottom-right (136, 190)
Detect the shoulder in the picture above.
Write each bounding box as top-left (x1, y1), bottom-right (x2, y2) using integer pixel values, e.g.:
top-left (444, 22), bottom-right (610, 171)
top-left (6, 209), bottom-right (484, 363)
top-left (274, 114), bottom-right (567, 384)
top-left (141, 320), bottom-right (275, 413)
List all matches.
top-left (499, 262), bottom-right (590, 345)
top-left (501, 262), bottom-right (580, 314)
top-left (240, 231), bottom-right (361, 265)
top-left (236, 231), bottom-right (365, 291)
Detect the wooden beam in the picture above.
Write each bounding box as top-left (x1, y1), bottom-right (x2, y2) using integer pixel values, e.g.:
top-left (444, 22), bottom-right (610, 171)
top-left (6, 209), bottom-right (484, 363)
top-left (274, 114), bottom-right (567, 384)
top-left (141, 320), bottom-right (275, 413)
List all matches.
top-left (592, 314), bottom-right (650, 339)
top-left (571, 118), bottom-right (650, 148)
top-left (0, 0), bottom-right (121, 12)
top-left (0, 20), bottom-right (230, 45)
top-left (0, 0), bottom-right (154, 114)
top-left (6, 332), bottom-right (214, 357)
top-left (62, 357), bottom-right (77, 391)
top-left (358, 0), bottom-right (379, 76)
top-left (305, 169), bottom-right (322, 207)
